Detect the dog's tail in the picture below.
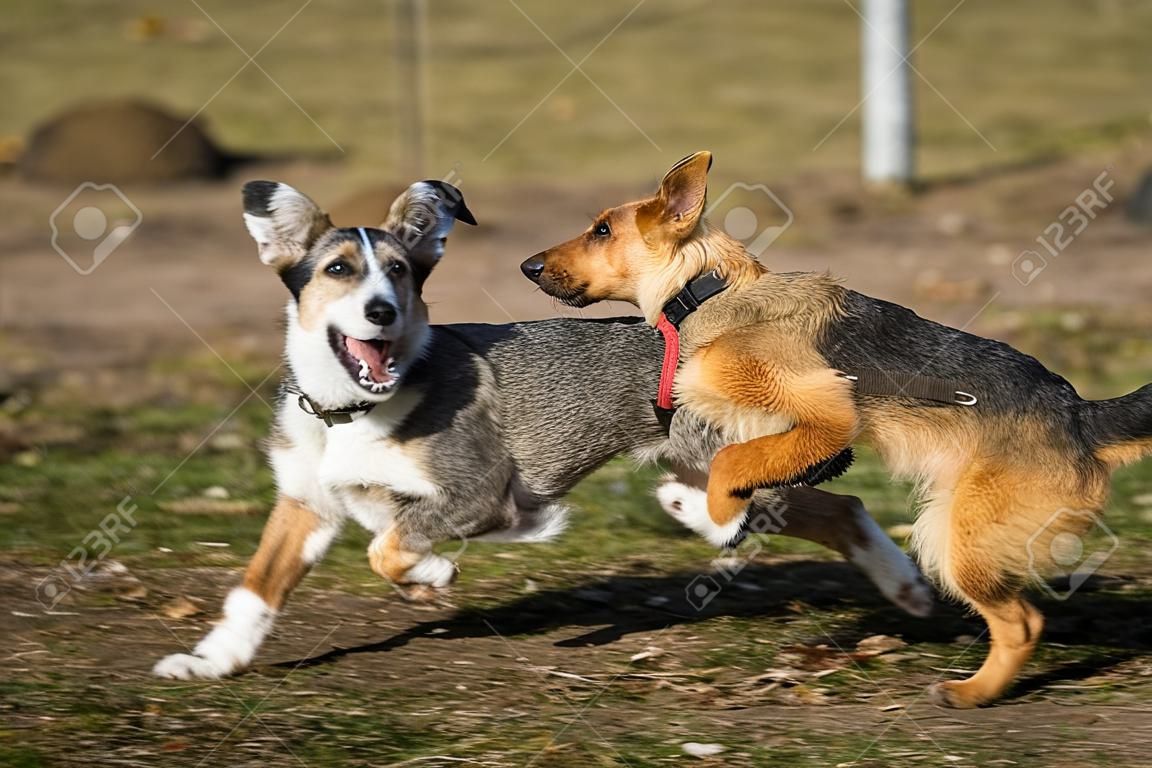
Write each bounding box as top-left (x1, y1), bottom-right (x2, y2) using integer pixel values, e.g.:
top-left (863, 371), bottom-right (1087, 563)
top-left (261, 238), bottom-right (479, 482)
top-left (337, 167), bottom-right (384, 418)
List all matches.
top-left (473, 503), bottom-right (569, 544)
top-left (1083, 382), bottom-right (1152, 467)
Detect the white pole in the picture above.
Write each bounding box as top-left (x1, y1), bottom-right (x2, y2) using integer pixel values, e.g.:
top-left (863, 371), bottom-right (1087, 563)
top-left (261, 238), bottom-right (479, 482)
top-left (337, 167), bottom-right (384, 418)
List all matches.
top-left (862, 0), bottom-right (914, 185)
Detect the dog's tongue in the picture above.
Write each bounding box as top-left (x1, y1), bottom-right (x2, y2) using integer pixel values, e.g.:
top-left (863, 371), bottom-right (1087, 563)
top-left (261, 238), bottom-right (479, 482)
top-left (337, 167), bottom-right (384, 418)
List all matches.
top-left (345, 337), bottom-right (392, 383)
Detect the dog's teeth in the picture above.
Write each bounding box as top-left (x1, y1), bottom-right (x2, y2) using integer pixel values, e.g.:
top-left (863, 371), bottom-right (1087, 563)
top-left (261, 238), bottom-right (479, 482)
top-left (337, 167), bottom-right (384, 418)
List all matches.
top-left (357, 359), bottom-right (370, 377)
top-left (386, 361), bottom-right (398, 375)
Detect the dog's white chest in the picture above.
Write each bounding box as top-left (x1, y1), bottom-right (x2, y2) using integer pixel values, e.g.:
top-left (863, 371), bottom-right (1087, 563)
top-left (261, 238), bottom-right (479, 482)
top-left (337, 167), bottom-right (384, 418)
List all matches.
top-left (318, 424), bottom-right (437, 499)
top-left (315, 393), bottom-right (438, 498)
top-left (276, 391), bottom-right (439, 532)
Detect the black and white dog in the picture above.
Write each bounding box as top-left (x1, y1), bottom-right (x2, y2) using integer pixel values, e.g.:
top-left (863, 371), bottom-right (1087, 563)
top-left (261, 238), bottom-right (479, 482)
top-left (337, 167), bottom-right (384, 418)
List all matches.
top-left (153, 181), bottom-right (930, 680)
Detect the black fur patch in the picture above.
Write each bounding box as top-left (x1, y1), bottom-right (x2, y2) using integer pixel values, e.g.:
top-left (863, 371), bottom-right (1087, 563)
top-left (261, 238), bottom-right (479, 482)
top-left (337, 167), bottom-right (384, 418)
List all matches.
top-left (728, 447), bottom-right (855, 499)
top-left (280, 258), bottom-right (314, 300)
top-left (277, 228), bottom-right (409, 301)
top-left (242, 180), bottom-right (280, 217)
top-left (723, 528), bottom-right (750, 549)
top-left (418, 180), bottom-right (477, 225)
top-left (792, 447), bottom-right (855, 486)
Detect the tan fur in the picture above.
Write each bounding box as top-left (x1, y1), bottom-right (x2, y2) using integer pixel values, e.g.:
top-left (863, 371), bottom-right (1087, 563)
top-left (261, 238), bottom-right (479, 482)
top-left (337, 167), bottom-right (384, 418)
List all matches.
top-left (677, 334), bottom-right (859, 526)
top-left (635, 219), bottom-right (766, 324)
top-left (242, 496), bottom-right (321, 610)
top-left (530, 152), bottom-right (764, 324)
top-left (297, 241), bottom-right (370, 330)
top-left (367, 528), bottom-right (428, 584)
top-left (529, 150), bottom-right (1138, 708)
top-left (1096, 437), bottom-right (1152, 467)
top-left (932, 598), bottom-right (1045, 708)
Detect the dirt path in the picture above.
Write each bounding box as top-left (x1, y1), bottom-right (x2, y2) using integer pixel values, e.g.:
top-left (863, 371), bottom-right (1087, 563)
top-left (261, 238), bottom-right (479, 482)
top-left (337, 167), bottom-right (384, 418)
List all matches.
top-left (3, 557), bottom-right (1150, 767)
top-left (3, 146), bottom-right (1151, 375)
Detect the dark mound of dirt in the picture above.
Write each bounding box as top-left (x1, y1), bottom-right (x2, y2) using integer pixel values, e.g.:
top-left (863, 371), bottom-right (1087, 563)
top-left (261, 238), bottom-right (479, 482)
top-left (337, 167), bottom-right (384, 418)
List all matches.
top-left (20, 99), bottom-right (228, 184)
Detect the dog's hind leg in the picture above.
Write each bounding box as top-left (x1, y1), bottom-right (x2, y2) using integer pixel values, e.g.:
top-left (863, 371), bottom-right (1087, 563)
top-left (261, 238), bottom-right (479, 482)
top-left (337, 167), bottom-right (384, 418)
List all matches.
top-left (918, 469), bottom-right (1052, 708)
top-left (657, 476), bottom-right (932, 616)
top-left (760, 486), bottom-right (932, 617)
top-left (368, 527), bottom-right (457, 592)
top-left (154, 496), bottom-right (339, 680)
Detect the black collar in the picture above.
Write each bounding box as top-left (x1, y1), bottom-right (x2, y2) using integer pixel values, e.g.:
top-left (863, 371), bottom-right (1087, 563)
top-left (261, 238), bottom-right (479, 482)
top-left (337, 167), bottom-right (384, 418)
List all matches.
top-left (290, 388), bottom-right (375, 427)
top-left (651, 269), bottom-right (731, 434)
top-left (660, 269), bottom-right (730, 327)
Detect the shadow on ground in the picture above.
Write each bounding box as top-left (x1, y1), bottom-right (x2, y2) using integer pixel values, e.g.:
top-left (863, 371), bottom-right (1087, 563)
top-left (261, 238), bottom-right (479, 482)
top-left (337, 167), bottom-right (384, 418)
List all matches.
top-left (281, 563), bottom-right (1152, 700)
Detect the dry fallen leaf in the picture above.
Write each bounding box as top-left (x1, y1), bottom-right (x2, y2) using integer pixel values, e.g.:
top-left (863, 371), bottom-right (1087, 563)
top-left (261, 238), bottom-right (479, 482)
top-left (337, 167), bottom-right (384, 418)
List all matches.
top-left (856, 634), bottom-right (907, 656)
top-left (161, 596), bottom-right (202, 619)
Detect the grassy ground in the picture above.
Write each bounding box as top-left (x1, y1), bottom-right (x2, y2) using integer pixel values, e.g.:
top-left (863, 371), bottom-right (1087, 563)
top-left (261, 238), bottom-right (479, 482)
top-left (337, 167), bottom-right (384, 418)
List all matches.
top-left (2, 311), bottom-right (1152, 767)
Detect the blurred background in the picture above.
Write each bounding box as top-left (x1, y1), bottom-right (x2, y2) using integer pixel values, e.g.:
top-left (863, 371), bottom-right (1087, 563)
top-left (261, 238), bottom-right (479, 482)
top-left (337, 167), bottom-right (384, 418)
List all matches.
top-left (3, 0), bottom-right (1152, 349)
top-left (3, 2), bottom-right (1152, 765)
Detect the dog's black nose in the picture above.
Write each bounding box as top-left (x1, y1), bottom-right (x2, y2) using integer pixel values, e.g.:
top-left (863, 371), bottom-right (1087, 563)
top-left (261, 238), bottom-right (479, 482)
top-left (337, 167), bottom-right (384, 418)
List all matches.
top-left (520, 256), bottom-right (545, 282)
top-left (365, 299), bottom-right (398, 327)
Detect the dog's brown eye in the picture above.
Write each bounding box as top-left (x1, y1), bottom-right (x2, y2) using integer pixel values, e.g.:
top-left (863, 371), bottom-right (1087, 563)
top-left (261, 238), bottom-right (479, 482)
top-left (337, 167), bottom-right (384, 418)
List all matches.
top-left (389, 260), bottom-right (407, 277)
top-left (593, 222), bottom-right (611, 238)
top-left (326, 261), bottom-right (350, 276)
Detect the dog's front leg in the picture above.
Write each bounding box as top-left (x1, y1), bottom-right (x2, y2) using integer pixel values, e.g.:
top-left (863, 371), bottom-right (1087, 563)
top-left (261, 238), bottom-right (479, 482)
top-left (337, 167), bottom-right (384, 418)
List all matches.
top-left (678, 348), bottom-right (859, 530)
top-left (705, 416), bottom-right (856, 531)
top-left (153, 496), bottom-right (339, 680)
top-left (367, 527), bottom-right (457, 592)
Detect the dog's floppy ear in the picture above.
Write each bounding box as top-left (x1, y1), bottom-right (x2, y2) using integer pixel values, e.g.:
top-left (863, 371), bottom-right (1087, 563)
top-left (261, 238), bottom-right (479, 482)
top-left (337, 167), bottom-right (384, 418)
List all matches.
top-left (383, 180), bottom-right (477, 268)
top-left (242, 181), bottom-right (332, 270)
top-left (644, 151), bottom-right (712, 240)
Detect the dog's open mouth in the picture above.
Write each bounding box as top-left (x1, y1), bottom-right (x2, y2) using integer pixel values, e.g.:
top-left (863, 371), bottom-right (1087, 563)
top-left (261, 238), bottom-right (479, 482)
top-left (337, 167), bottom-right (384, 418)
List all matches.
top-left (329, 329), bottom-right (399, 394)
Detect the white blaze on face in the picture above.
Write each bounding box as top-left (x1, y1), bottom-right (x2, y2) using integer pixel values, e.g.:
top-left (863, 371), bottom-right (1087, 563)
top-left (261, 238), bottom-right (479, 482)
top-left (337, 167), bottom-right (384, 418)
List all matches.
top-left (325, 228), bottom-right (401, 395)
top-left (357, 227), bottom-right (398, 309)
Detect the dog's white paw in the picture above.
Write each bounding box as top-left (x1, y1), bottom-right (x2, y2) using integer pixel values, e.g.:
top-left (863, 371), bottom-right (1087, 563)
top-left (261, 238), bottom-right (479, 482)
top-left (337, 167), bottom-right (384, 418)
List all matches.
top-left (656, 478), bottom-right (746, 548)
top-left (153, 587), bottom-right (275, 680)
top-left (847, 527), bottom-right (934, 617)
top-left (870, 558), bottom-right (934, 618)
top-left (656, 477), bottom-right (699, 525)
top-left (402, 554), bottom-right (458, 588)
top-left (153, 652), bottom-right (233, 680)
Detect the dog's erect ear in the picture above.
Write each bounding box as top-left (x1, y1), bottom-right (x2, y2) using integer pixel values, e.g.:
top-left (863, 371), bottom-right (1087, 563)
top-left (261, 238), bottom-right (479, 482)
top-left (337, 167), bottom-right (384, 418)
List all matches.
top-left (242, 181), bottom-right (333, 269)
top-left (383, 180), bottom-right (477, 268)
top-left (645, 151), bottom-right (712, 240)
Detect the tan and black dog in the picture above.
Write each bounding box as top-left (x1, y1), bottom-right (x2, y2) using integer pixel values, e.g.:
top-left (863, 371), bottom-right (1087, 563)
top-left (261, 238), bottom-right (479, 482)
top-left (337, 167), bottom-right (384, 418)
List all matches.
top-left (522, 150), bottom-right (1152, 708)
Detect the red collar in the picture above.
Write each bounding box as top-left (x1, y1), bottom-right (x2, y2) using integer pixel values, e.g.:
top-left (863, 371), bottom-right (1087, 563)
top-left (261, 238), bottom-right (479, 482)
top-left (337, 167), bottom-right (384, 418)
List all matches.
top-left (652, 270), bottom-right (730, 431)
top-left (655, 314), bottom-right (680, 414)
